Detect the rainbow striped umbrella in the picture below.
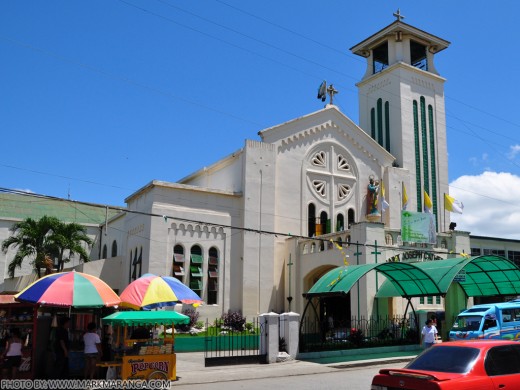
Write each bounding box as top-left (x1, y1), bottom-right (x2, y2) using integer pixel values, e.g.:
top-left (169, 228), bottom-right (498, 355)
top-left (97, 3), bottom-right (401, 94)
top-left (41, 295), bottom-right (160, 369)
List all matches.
top-left (120, 274), bottom-right (202, 310)
top-left (14, 271), bottom-right (121, 308)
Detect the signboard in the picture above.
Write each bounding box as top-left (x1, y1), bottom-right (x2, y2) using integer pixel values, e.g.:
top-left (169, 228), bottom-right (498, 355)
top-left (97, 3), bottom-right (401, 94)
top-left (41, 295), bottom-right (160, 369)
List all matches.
top-left (401, 211), bottom-right (437, 244)
top-left (454, 270), bottom-right (466, 282)
top-left (122, 354), bottom-right (175, 380)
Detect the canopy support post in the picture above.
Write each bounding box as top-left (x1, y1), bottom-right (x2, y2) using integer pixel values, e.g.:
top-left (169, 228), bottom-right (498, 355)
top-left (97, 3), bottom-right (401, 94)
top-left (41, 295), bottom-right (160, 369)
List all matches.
top-left (403, 297), bottom-right (419, 344)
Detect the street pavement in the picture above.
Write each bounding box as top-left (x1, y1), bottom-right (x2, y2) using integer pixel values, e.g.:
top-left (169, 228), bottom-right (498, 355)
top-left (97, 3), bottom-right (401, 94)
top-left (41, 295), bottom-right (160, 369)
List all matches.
top-left (174, 351), bottom-right (418, 386)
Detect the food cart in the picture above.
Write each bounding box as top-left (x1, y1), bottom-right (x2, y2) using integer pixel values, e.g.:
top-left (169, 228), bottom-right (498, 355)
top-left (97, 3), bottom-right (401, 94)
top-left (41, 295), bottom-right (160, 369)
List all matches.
top-left (101, 310), bottom-right (190, 380)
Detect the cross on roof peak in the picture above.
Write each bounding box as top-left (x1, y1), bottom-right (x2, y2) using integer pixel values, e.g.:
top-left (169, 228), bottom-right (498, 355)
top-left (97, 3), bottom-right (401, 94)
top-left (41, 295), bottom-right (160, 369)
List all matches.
top-left (393, 9), bottom-right (405, 22)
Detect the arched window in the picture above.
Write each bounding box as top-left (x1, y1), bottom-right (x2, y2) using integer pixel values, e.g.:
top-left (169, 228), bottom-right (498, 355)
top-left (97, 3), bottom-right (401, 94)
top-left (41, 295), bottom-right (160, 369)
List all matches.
top-left (102, 244), bottom-right (107, 259)
top-left (137, 247), bottom-right (142, 279)
top-left (128, 250), bottom-right (133, 283)
top-left (207, 247), bottom-right (219, 305)
top-left (189, 245), bottom-right (203, 297)
top-left (320, 211), bottom-right (328, 236)
top-left (385, 101), bottom-right (390, 152)
top-left (308, 203), bottom-right (316, 237)
top-left (348, 208), bottom-right (355, 228)
top-left (370, 108), bottom-right (376, 139)
top-left (111, 241), bottom-right (118, 257)
top-left (131, 247), bottom-right (142, 282)
top-left (173, 245), bottom-right (185, 281)
top-left (377, 98), bottom-right (383, 146)
top-left (336, 214), bottom-right (344, 232)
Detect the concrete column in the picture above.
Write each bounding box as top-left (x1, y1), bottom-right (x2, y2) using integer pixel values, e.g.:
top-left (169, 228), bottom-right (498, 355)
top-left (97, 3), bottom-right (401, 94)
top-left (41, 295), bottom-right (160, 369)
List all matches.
top-left (280, 312), bottom-right (300, 358)
top-left (259, 312), bottom-right (279, 363)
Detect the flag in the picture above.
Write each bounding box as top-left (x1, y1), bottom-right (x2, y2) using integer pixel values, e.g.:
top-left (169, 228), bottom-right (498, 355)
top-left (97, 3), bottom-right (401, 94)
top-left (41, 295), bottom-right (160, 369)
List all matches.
top-left (381, 181), bottom-right (390, 212)
top-left (424, 190), bottom-right (433, 213)
top-left (402, 182), bottom-right (408, 210)
top-left (317, 81), bottom-right (326, 102)
top-left (330, 239), bottom-right (349, 266)
top-left (444, 193), bottom-right (464, 214)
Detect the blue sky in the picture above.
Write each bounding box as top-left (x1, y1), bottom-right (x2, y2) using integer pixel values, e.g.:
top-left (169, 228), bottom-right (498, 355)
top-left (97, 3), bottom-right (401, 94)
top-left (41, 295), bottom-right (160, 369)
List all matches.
top-left (2, 1), bottom-right (520, 238)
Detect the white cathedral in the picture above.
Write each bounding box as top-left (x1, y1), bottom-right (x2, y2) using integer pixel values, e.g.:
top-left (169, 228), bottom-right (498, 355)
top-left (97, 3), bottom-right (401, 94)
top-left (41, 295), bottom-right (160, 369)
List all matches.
top-left (3, 17), bottom-right (518, 322)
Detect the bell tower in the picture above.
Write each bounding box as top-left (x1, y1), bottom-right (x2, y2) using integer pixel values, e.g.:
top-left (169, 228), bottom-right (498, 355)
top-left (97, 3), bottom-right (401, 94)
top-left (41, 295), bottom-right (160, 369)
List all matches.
top-left (351, 12), bottom-right (451, 230)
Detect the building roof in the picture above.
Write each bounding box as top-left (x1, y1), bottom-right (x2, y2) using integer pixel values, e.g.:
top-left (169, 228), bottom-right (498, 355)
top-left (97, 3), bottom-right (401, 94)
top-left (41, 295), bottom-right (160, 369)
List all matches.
top-left (0, 193), bottom-right (122, 226)
top-left (305, 255), bottom-right (520, 298)
top-left (350, 20), bottom-right (450, 57)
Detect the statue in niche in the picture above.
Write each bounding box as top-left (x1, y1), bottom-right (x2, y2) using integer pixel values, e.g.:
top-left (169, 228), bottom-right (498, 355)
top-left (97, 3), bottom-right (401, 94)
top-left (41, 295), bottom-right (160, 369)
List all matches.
top-left (366, 175), bottom-right (381, 220)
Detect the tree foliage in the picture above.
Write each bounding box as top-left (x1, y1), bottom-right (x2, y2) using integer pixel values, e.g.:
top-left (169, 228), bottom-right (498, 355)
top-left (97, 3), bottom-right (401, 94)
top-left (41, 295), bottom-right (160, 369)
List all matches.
top-left (1, 215), bottom-right (93, 278)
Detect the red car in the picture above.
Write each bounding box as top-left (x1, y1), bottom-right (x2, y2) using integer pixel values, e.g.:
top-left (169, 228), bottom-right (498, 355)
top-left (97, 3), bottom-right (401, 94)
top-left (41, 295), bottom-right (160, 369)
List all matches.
top-left (371, 340), bottom-right (520, 390)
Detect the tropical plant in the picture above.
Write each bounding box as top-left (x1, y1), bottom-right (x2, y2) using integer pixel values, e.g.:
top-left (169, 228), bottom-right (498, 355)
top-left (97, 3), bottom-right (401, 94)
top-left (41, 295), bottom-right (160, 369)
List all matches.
top-left (48, 221), bottom-right (93, 272)
top-left (1, 215), bottom-right (93, 278)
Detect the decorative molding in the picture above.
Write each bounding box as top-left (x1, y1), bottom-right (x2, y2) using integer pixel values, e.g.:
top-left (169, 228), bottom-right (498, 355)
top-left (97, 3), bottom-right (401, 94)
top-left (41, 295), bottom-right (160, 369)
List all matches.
top-left (128, 224), bottom-right (144, 236)
top-left (171, 223), bottom-right (225, 239)
top-left (312, 151), bottom-right (327, 167)
top-left (411, 76), bottom-right (435, 90)
top-left (337, 154), bottom-right (350, 171)
top-left (312, 180), bottom-right (326, 197)
top-left (338, 184), bottom-right (351, 200)
top-left (367, 78), bottom-right (391, 95)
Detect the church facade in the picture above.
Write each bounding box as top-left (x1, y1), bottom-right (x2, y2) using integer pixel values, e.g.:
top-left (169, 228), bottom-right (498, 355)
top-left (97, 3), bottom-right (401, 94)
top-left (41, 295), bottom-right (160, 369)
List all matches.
top-left (3, 18), bottom-right (519, 322)
top-left (103, 18), bottom-right (460, 320)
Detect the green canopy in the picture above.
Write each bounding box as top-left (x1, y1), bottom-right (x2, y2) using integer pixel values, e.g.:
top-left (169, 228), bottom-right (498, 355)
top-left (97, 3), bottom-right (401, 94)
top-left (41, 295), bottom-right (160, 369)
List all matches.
top-left (306, 255), bottom-right (520, 299)
top-left (102, 310), bottom-right (190, 326)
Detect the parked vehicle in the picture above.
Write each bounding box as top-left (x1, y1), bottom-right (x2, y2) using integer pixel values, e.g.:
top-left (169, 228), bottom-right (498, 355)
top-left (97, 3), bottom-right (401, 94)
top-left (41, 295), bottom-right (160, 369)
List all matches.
top-left (448, 301), bottom-right (520, 341)
top-left (371, 340), bottom-right (520, 389)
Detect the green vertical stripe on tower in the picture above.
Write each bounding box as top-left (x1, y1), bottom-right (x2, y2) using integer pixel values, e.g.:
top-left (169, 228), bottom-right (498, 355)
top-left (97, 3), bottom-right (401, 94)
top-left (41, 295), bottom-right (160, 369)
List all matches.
top-left (413, 100), bottom-right (422, 211)
top-left (420, 97), bottom-right (429, 199)
top-left (377, 98), bottom-right (383, 146)
top-left (371, 108), bottom-right (376, 139)
top-left (385, 101), bottom-right (390, 152)
top-left (428, 105), bottom-right (438, 224)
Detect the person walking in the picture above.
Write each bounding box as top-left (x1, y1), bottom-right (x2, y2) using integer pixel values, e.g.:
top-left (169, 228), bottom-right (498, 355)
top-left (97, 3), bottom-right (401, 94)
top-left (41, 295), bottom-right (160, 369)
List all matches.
top-left (83, 322), bottom-right (102, 379)
top-left (421, 319), bottom-right (438, 349)
top-left (1, 328), bottom-right (23, 379)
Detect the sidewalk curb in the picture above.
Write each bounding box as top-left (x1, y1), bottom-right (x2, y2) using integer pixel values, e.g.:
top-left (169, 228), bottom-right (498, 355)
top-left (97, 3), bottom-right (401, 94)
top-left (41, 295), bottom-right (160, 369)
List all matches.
top-left (175, 355), bottom-right (417, 385)
top-left (328, 356), bottom-right (416, 369)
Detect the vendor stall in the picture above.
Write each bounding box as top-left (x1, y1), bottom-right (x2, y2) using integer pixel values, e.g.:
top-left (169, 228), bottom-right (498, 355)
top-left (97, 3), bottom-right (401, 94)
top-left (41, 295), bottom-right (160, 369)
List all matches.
top-left (101, 310), bottom-right (190, 381)
top-left (0, 296), bottom-right (37, 379)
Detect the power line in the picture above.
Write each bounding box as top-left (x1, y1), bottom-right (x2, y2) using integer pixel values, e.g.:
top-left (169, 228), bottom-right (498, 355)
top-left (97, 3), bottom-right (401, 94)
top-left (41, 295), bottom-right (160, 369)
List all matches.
top-left (2, 3), bottom-right (520, 209)
top-left (0, 187), bottom-right (489, 257)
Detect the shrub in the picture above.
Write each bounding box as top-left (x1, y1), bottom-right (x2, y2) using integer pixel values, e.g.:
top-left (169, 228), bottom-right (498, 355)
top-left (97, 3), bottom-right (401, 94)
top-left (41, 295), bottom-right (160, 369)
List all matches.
top-left (194, 320), bottom-right (204, 330)
top-left (221, 310), bottom-right (246, 332)
top-left (347, 328), bottom-right (364, 346)
top-left (245, 322), bottom-right (255, 333)
top-left (175, 308), bottom-right (199, 332)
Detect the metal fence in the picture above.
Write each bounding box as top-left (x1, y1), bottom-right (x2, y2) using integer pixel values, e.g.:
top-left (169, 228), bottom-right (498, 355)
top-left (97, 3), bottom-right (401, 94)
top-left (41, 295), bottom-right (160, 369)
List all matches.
top-left (299, 315), bottom-right (419, 353)
top-left (204, 317), bottom-right (267, 366)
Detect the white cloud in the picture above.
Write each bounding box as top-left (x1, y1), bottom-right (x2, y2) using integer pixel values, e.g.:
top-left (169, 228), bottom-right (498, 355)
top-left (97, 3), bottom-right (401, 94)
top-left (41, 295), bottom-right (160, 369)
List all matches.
top-left (449, 172), bottom-right (520, 239)
top-left (507, 145), bottom-right (520, 160)
top-left (14, 188), bottom-right (35, 194)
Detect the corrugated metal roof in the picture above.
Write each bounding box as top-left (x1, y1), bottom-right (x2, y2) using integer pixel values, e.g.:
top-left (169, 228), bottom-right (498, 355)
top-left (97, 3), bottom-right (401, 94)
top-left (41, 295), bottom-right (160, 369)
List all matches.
top-left (0, 193), bottom-right (123, 226)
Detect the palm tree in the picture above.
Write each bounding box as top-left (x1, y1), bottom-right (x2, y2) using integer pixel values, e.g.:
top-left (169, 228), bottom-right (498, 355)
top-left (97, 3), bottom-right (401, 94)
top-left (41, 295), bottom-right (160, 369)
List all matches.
top-left (2, 216), bottom-right (94, 277)
top-left (2, 215), bottom-right (61, 278)
top-left (49, 221), bottom-right (93, 272)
